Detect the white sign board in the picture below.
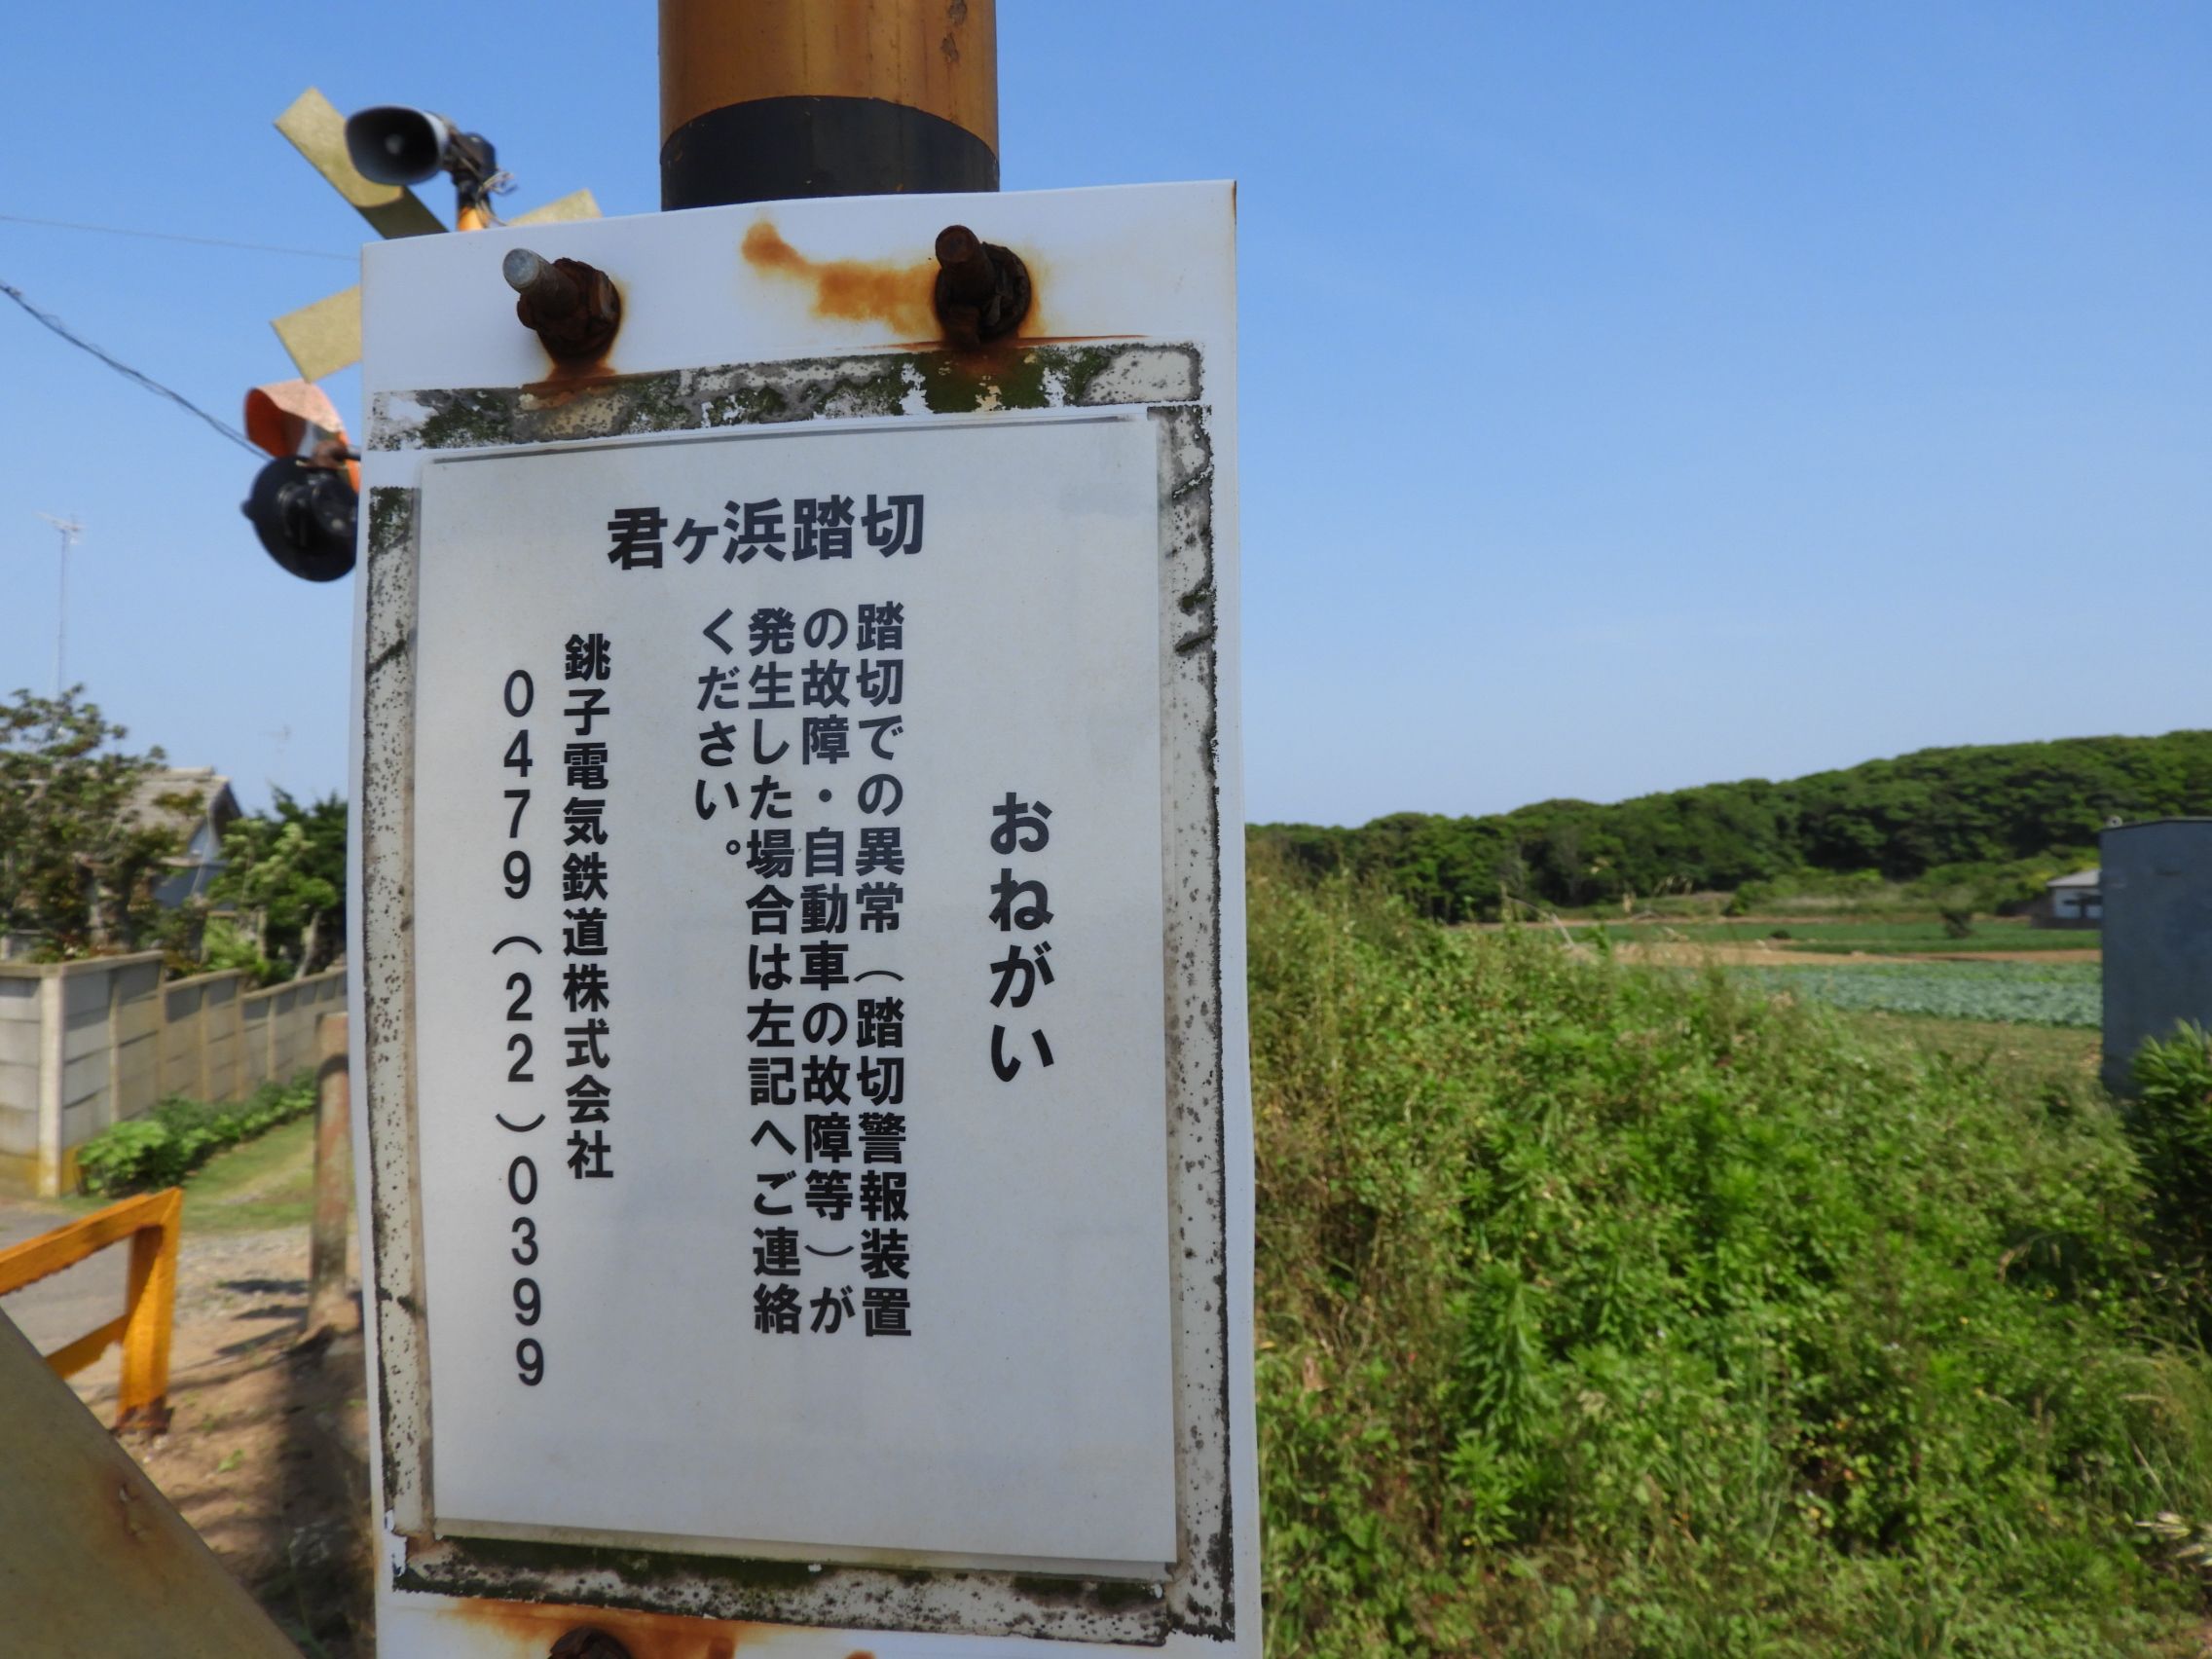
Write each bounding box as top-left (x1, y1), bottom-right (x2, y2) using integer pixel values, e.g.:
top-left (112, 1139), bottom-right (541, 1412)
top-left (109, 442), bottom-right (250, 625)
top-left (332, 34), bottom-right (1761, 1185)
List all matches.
top-left (354, 181), bottom-right (1249, 1656)
top-left (415, 415), bottom-right (1175, 1568)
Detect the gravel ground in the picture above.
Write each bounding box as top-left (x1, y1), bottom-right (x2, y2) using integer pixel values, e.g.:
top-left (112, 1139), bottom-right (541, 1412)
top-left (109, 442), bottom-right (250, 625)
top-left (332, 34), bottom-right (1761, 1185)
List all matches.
top-left (1, 1202), bottom-right (349, 1393)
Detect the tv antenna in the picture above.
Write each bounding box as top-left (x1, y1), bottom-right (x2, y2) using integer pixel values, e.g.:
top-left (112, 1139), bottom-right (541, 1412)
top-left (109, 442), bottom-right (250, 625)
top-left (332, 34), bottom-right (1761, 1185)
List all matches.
top-left (33, 513), bottom-right (84, 699)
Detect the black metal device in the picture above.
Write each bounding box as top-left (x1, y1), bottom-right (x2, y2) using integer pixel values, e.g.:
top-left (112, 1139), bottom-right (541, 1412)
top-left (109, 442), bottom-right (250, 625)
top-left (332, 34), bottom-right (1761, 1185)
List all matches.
top-left (241, 455), bottom-right (357, 583)
top-left (345, 106), bottom-right (503, 221)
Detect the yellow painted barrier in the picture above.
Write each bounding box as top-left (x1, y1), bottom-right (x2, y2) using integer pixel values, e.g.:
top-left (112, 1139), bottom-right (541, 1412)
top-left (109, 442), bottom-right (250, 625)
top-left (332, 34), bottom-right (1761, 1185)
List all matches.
top-left (0, 1188), bottom-right (182, 1431)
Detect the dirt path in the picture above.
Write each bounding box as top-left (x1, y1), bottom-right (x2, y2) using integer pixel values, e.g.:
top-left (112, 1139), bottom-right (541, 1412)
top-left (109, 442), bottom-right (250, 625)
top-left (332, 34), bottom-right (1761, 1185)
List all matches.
top-left (1612, 941), bottom-right (1891, 968)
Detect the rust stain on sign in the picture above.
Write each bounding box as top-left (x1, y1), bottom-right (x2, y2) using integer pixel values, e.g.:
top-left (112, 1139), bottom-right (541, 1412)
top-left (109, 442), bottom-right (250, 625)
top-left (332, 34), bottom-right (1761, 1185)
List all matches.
top-left (742, 222), bottom-right (939, 339)
top-left (524, 354), bottom-right (622, 400)
top-left (440, 1595), bottom-right (761, 1658)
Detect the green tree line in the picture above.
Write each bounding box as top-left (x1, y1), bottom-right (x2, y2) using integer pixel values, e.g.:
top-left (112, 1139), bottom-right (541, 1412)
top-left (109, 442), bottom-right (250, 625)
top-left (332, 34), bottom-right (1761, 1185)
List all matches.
top-left (0, 687), bottom-right (344, 981)
top-left (0, 688), bottom-right (182, 954)
top-left (1253, 730), bottom-right (2212, 920)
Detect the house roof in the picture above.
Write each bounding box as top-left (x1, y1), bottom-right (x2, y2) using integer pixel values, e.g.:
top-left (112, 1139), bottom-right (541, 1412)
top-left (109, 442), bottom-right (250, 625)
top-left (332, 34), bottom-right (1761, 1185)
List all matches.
top-left (2046, 867), bottom-right (2101, 890)
top-left (124, 768), bottom-right (240, 843)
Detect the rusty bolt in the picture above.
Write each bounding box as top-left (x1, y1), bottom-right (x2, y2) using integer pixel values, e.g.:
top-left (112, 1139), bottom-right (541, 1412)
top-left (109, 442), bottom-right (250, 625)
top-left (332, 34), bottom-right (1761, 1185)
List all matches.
top-left (933, 224), bottom-right (1031, 351)
top-left (503, 246), bottom-right (622, 363)
top-left (548, 1629), bottom-right (634, 1659)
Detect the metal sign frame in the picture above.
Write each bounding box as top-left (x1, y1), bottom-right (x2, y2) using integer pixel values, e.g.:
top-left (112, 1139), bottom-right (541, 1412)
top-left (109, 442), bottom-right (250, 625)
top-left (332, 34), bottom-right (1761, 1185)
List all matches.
top-left (350, 182), bottom-right (1252, 1656)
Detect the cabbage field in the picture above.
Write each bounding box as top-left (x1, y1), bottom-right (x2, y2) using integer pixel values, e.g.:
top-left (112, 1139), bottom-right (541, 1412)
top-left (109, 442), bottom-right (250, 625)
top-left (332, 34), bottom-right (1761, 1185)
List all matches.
top-left (1742, 960), bottom-right (2100, 1026)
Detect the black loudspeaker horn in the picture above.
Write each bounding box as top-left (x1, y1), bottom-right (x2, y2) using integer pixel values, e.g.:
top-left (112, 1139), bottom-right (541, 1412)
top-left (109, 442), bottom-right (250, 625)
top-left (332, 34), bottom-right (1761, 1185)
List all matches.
top-left (345, 105), bottom-right (455, 186)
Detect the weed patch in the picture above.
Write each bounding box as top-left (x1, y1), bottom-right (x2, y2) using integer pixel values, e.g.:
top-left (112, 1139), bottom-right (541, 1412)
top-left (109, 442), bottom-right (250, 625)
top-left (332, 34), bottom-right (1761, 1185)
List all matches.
top-left (76, 1076), bottom-right (318, 1197)
top-left (1252, 868), bottom-right (2212, 1655)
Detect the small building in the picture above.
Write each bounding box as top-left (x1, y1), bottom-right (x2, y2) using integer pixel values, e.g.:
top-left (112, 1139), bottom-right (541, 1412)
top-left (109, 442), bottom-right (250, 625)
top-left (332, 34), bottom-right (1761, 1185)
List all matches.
top-left (128, 768), bottom-right (241, 907)
top-left (2034, 867), bottom-right (2102, 928)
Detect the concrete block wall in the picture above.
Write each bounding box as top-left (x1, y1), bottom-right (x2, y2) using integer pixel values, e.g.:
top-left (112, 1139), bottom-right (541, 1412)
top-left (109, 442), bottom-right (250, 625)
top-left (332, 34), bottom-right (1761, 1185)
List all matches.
top-left (203, 975), bottom-right (241, 1103)
top-left (240, 995), bottom-right (273, 1095)
top-left (0, 978), bottom-right (39, 1178)
top-left (109, 957), bottom-right (164, 1124)
top-left (56, 968), bottom-right (114, 1161)
top-left (2101, 819), bottom-right (2212, 1094)
top-left (0, 957), bottom-right (346, 1196)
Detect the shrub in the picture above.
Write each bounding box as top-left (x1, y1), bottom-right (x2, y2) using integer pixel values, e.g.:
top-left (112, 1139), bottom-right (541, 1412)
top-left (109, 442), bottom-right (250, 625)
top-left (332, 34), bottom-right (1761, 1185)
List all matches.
top-left (1251, 866), bottom-right (2211, 1656)
top-left (198, 916), bottom-right (282, 988)
top-left (2125, 1023), bottom-right (2212, 1321)
top-left (76, 1075), bottom-right (317, 1197)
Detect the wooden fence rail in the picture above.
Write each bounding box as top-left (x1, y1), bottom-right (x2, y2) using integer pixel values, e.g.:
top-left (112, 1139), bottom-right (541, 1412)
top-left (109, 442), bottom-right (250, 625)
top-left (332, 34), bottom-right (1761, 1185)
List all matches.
top-left (0, 1188), bottom-right (183, 1430)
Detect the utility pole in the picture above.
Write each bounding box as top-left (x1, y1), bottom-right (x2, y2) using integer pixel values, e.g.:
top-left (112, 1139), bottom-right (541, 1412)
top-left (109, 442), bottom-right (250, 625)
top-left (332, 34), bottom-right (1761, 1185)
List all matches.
top-left (658, 0), bottom-right (999, 206)
top-left (306, 1013), bottom-right (351, 1337)
top-left (32, 513), bottom-right (82, 699)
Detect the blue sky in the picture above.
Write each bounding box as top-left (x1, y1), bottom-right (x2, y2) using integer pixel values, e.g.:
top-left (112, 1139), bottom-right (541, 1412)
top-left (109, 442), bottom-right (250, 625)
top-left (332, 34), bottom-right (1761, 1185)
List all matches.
top-left (1, 3), bottom-right (2204, 825)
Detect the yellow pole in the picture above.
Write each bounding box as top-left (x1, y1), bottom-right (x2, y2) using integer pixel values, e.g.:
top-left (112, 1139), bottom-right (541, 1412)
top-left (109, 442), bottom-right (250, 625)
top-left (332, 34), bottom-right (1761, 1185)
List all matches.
top-left (116, 1187), bottom-right (181, 1433)
top-left (659, 0), bottom-right (999, 208)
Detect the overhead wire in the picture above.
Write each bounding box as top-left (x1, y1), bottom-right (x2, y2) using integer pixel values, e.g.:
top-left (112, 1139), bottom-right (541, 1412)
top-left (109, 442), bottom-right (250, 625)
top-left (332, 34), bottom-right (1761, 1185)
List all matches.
top-left (0, 280), bottom-right (260, 455)
top-left (0, 211), bottom-right (351, 263)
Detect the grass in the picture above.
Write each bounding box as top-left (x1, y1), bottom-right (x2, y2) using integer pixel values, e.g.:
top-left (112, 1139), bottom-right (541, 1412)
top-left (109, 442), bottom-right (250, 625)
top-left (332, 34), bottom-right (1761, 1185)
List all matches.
top-left (1571, 918), bottom-right (2101, 955)
top-left (1830, 1011), bottom-right (2102, 1093)
top-left (1252, 865), bottom-right (2212, 1657)
top-left (55, 1112), bottom-right (320, 1235)
top-left (1777, 920), bottom-right (2099, 956)
top-left (74, 1074), bottom-right (318, 1200)
top-left (175, 1115), bottom-right (318, 1235)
